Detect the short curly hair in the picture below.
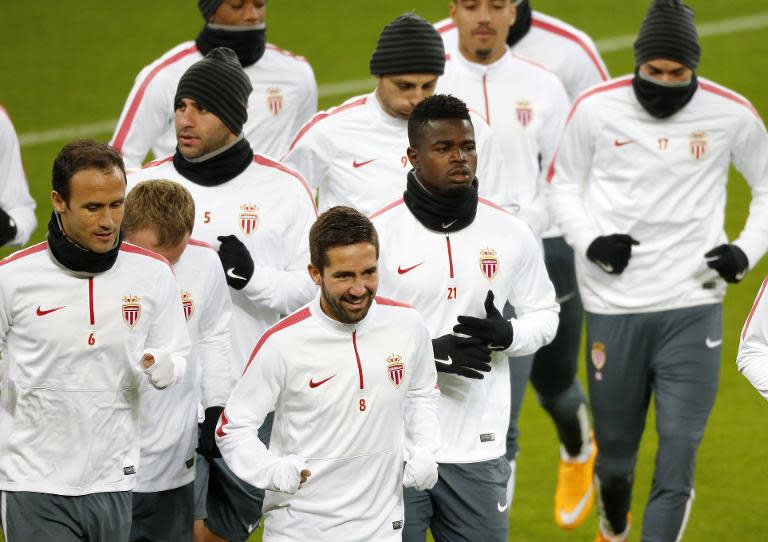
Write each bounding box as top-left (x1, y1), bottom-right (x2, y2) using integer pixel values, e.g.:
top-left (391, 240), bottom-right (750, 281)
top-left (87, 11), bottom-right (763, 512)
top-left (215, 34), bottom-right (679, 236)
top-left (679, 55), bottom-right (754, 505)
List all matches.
top-left (407, 94), bottom-right (472, 146)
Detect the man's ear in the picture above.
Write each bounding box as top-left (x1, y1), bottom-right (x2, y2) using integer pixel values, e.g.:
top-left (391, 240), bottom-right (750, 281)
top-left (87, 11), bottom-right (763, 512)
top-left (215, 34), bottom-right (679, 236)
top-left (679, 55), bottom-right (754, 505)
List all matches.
top-left (307, 263), bottom-right (322, 286)
top-left (407, 146), bottom-right (418, 170)
top-left (51, 191), bottom-right (67, 214)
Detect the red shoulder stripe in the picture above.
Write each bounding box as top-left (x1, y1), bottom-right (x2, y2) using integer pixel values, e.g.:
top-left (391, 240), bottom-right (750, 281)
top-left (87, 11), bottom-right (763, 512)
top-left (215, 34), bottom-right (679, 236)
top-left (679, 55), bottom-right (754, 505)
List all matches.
top-left (287, 97), bottom-right (368, 152)
top-left (188, 238), bottom-right (214, 250)
top-left (120, 242), bottom-right (172, 268)
top-left (216, 411), bottom-right (229, 438)
top-left (142, 156), bottom-right (174, 169)
top-left (742, 273), bottom-right (768, 340)
top-left (369, 198), bottom-right (405, 220)
top-left (699, 82), bottom-right (761, 120)
top-left (266, 43), bottom-right (308, 63)
top-left (253, 154), bottom-right (317, 216)
top-left (478, 197), bottom-right (513, 215)
top-left (113, 45), bottom-right (199, 153)
top-left (436, 21), bottom-right (456, 33)
top-left (531, 18), bottom-right (608, 81)
top-left (243, 307), bottom-right (312, 374)
top-left (0, 242), bottom-right (48, 268)
top-left (375, 296), bottom-right (412, 309)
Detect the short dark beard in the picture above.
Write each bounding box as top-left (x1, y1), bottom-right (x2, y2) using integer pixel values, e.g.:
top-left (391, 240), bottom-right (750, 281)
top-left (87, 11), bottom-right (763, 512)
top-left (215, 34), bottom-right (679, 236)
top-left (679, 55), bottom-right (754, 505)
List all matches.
top-left (474, 48), bottom-right (493, 60)
top-left (320, 283), bottom-right (375, 324)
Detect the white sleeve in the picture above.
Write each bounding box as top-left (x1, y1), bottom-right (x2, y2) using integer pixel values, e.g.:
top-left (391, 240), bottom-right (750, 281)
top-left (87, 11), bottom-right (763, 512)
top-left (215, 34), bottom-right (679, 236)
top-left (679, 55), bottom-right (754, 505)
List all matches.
top-left (548, 99), bottom-right (601, 255)
top-left (0, 110), bottom-right (36, 246)
top-left (472, 114), bottom-right (519, 214)
top-left (504, 223), bottom-right (560, 356)
top-left (281, 116), bottom-right (330, 194)
top-left (563, 37), bottom-right (609, 100)
top-left (403, 317), bottom-right (441, 460)
top-left (730, 108), bottom-right (768, 269)
top-left (291, 63), bottom-right (319, 150)
top-left (737, 275), bottom-right (768, 401)
top-left (198, 261), bottom-right (235, 408)
top-left (241, 181), bottom-right (318, 314)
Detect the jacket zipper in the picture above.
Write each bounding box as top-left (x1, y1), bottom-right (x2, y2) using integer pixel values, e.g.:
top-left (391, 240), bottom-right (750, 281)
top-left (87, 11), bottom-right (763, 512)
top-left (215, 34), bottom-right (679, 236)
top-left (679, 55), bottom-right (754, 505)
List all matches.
top-left (88, 277), bottom-right (95, 325)
top-left (352, 330), bottom-right (364, 390)
top-left (445, 235), bottom-right (455, 278)
top-left (482, 73), bottom-right (491, 125)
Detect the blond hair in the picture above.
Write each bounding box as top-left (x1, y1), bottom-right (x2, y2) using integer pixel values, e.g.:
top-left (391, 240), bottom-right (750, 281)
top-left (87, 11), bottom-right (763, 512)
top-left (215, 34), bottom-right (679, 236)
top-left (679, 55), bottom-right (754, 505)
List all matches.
top-left (123, 179), bottom-right (195, 247)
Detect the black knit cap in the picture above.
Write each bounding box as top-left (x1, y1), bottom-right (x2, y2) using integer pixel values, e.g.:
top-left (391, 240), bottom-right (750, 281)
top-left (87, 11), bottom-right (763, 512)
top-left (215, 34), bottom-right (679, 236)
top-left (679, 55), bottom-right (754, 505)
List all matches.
top-left (198, 0), bottom-right (223, 21)
top-left (370, 13), bottom-right (446, 76)
top-left (175, 47), bottom-right (253, 135)
top-left (634, 0), bottom-right (701, 69)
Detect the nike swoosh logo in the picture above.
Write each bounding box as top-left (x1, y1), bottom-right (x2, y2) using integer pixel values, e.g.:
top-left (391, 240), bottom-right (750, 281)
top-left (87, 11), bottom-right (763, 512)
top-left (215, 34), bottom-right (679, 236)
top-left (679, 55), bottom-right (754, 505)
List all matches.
top-left (309, 375), bottom-right (336, 388)
top-left (398, 262), bottom-right (424, 275)
top-left (226, 268), bottom-right (248, 281)
top-left (352, 159), bottom-right (376, 168)
top-left (706, 337), bottom-right (723, 349)
top-left (435, 356), bottom-right (453, 366)
top-left (442, 219), bottom-right (458, 229)
top-left (558, 483), bottom-right (593, 526)
top-left (36, 306), bottom-right (65, 316)
top-left (614, 139), bottom-right (636, 147)
top-left (555, 291), bottom-right (576, 304)
top-left (596, 261), bottom-right (614, 273)
top-left (497, 501), bottom-right (508, 512)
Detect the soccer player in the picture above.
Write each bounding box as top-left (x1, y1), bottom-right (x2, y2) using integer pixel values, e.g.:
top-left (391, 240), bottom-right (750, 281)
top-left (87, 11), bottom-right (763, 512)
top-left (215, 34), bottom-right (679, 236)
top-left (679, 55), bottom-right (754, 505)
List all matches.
top-left (122, 180), bottom-right (234, 542)
top-left (216, 206), bottom-right (441, 541)
top-left (0, 106), bottom-right (36, 248)
top-left (0, 140), bottom-right (190, 542)
top-left (436, 0), bottom-right (595, 528)
top-left (282, 13), bottom-right (515, 216)
top-left (127, 47), bottom-right (317, 542)
top-left (548, 2), bottom-right (768, 540)
top-left (112, 0), bottom-right (317, 168)
top-left (435, 0), bottom-right (609, 101)
top-left (738, 276), bottom-right (768, 402)
top-left (371, 94), bottom-right (559, 542)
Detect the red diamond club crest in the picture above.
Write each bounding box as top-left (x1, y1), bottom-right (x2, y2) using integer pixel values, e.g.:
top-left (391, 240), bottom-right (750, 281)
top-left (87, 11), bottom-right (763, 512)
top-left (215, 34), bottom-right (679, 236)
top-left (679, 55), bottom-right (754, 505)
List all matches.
top-left (387, 354), bottom-right (404, 388)
top-left (267, 86), bottom-right (283, 117)
top-left (516, 100), bottom-right (533, 128)
top-left (239, 203), bottom-right (260, 236)
top-left (689, 130), bottom-right (707, 160)
top-left (479, 247), bottom-right (498, 281)
top-left (182, 291), bottom-right (194, 321)
top-left (122, 295), bottom-right (141, 329)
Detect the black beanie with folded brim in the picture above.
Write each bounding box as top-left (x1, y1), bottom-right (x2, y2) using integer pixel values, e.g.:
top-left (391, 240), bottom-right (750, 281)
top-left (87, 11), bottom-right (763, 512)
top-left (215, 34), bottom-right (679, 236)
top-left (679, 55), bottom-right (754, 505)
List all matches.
top-left (198, 0), bottom-right (223, 21)
top-left (370, 13), bottom-right (446, 76)
top-left (634, 0), bottom-right (701, 69)
top-left (175, 47), bottom-right (253, 136)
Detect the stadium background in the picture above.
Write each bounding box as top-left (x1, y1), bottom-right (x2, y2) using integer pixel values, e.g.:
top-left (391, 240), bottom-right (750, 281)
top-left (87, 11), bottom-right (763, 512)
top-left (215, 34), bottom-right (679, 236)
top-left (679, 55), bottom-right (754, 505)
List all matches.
top-left (1, 1), bottom-right (767, 540)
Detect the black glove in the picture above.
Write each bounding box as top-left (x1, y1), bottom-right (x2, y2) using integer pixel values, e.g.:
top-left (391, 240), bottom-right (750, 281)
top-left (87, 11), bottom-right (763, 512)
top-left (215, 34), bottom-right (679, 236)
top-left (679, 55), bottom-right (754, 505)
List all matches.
top-left (217, 235), bottom-right (254, 290)
top-left (453, 291), bottom-right (514, 351)
top-left (705, 244), bottom-right (749, 283)
top-left (0, 207), bottom-right (17, 247)
top-left (586, 234), bottom-right (640, 274)
top-left (197, 406), bottom-right (225, 459)
top-left (432, 334), bottom-right (492, 379)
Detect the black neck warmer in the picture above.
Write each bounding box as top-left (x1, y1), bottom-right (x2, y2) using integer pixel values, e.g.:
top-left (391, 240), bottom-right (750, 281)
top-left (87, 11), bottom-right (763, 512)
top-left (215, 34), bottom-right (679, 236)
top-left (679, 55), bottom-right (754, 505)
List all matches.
top-left (47, 212), bottom-right (122, 274)
top-left (196, 24), bottom-right (266, 67)
top-left (173, 137), bottom-right (254, 187)
top-left (403, 170), bottom-right (479, 233)
top-left (632, 68), bottom-right (698, 119)
top-left (507, 1), bottom-right (533, 47)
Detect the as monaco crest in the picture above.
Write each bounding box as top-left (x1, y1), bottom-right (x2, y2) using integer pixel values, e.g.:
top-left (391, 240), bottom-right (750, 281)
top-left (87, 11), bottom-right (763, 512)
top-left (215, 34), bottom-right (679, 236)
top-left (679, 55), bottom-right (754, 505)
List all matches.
top-left (387, 354), bottom-right (404, 388)
top-left (515, 100), bottom-right (533, 128)
top-left (182, 291), bottom-right (194, 321)
top-left (267, 86), bottom-right (283, 117)
top-left (122, 295), bottom-right (141, 329)
top-left (479, 248), bottom-right (499, 281)
top-left (689, 131), bottom-right (707, 160)
top-left (239, 204), bottom-right (260, 236)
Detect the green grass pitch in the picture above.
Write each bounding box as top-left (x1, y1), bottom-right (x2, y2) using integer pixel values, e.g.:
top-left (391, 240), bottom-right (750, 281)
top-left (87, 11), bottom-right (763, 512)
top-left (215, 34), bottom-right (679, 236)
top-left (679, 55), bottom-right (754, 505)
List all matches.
top-left (2, 1), bottom-right (767, 540)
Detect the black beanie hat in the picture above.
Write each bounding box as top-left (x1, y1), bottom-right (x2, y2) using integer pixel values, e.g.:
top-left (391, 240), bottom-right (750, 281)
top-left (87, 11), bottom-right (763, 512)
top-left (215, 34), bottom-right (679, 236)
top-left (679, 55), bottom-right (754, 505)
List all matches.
top-left (370, 14), bottom-right (446, 76)
top-left (198, 0), bottom-right (223, 21)
top-left (634, 0), bottom-right (701, 69)
top-left (175, 47), bottom-right (252, 135)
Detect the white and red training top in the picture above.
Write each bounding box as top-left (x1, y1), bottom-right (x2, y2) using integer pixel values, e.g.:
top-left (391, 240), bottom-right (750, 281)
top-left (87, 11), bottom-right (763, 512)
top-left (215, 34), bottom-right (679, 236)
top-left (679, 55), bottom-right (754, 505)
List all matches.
top-left (738, 274), bottom-right (768, 401)
top-left (549, 76), bottom-right (768, 314)
top-left (435, 10), bottom-right (609, 102)
top-left (282, 92), bottom-right (517, 216)
top-left (437, 49), bottom-right (570, 236)
top-left (128, 155), bottom-right (317, 376)
top-left (111, 41), bottom-right (317, 168)
top-left (371, 197), bottom-right (559, 463)
top-left (0, 242), bottom-right (190, 496)
top-left (135, 240), bottom-right (234, 493)
top-left (217, 294), bottom-right (440, 542)
top-left (0, 107), bottom-right (36, 247)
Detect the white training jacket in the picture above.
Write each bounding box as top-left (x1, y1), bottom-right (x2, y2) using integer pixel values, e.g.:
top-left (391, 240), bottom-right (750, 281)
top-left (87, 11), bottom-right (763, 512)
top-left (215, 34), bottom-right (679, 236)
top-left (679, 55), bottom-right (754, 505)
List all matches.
top-left (549, 76), bottom-right (768, 315)
top-left (112, 41), bottom-right (317, 168)
top-left (738, 274), bottom-right (768, 401)
top-left (0, 107), bottom-right (36, 247)
top-left (0, 241), bottom-right (190, 496)
top-left (135, 240), bottom-right (234, 493)
top-left (282, 91), bottom-right (517, 216)
top-left (128, 154), bottom-right (318, 375)
top-left (435, 10), bottom-right (609, 101)
top-left (217, 294), bottom-right (440, 542)
top-left (437, 48), bottom-right (570, 236)
top-left (371, 196), bottom-right (559, 463)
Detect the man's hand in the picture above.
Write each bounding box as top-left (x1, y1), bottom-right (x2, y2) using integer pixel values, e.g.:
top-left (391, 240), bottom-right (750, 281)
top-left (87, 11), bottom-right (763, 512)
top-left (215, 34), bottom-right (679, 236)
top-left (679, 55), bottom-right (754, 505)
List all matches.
top-left (432, 335), bottom-right (491, 379)
top-left (300, 469), bottom-right (311, 486)
top-left (141, 351), bottom-right (181, 389)
top-left (586, 234), bottom-right (640, 274)
top-left (273, 455), bottom-right (310, 494)
top-left (217, 235), bottom-right (254, 290)
top-left (453, 291), bottom-right (514, 351)
top-left (0, 207), bottom-right (17, 247)
top-left (197, 406), bottom-right (225, 459)
top-left (403, 453), bottom-right (438, 491)
top-left (705, 244), bottom-right (749, 283)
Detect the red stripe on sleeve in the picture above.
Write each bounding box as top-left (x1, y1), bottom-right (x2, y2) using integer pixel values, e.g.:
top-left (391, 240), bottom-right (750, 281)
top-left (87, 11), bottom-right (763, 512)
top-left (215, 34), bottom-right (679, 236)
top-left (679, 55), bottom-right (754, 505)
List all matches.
top-left (216, 411), bottom-right (229, 438)
top-left (369, 198), bottom-right (405, 220)
top-left (287, 97), bottom-right (367, 152)
top-left (699, 82), bottom-right (761, 120)
top-left (120, 243), bottom-right (172, 268)
top-left (243, 307), bottom-right (312, 374)
top-left (374, 296), bottom-right (412, 308)
top-left (253, 154), bottom-right (318, 216)
top-left (742, 273), bottom-right (768, 340)
top-left (0, 242), bottom-right (48, 268)
top-left (531, 18), bottom-right (608, 81)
